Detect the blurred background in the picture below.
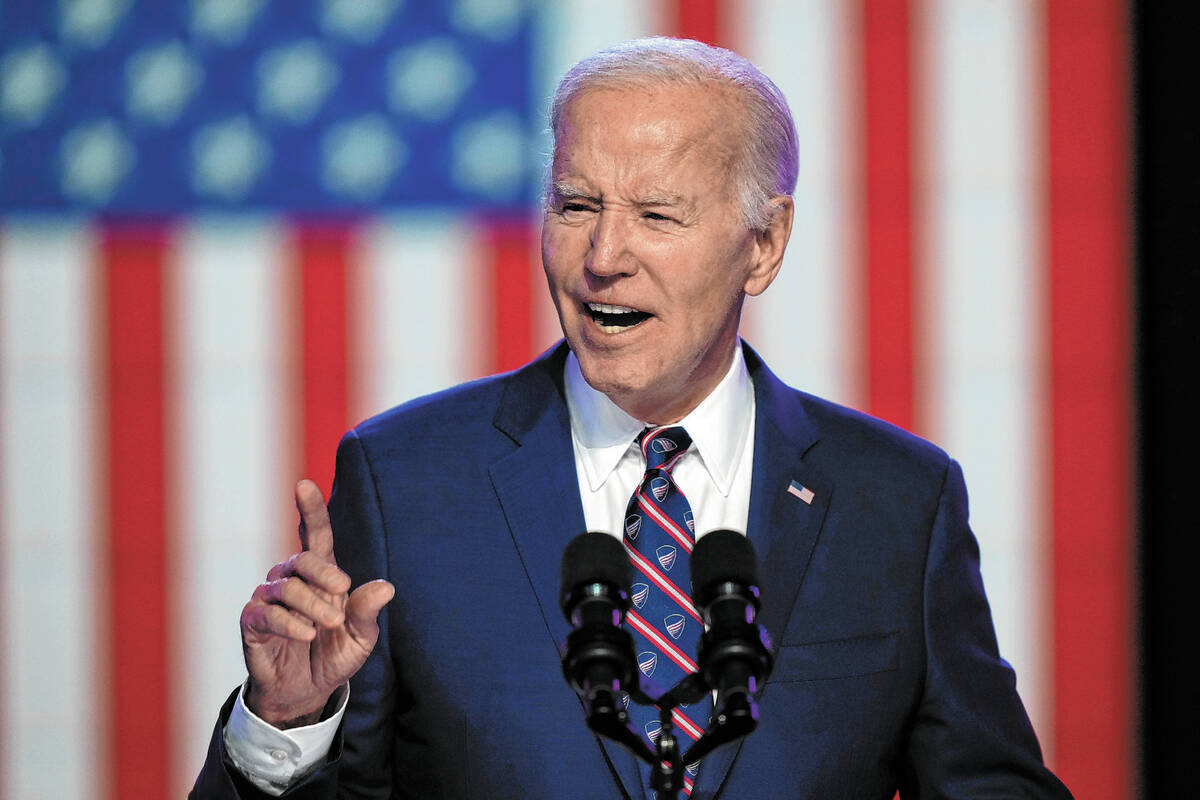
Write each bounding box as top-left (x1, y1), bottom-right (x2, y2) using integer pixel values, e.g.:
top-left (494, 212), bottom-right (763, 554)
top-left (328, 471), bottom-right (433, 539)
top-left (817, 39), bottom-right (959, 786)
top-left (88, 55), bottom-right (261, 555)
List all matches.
top-left (0, 1), bottom-right (1190, 798)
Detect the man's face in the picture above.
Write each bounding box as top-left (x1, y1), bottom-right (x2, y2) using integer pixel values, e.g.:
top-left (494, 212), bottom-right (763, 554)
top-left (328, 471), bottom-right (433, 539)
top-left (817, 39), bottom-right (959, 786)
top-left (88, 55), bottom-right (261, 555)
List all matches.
top-left (542, 85), bottom-right (787, 423)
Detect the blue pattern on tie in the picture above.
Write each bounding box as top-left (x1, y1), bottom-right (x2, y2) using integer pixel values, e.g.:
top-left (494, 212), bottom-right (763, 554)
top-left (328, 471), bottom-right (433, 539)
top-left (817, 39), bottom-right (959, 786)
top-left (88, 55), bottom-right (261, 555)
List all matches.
top-left (623, 426), bottom-right (709, 794)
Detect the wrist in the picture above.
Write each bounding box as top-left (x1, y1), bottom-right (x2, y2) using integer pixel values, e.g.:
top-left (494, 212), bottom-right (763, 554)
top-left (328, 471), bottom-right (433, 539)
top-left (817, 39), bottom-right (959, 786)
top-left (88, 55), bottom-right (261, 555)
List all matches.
top-left (245, 683), bottom-right (346, 729)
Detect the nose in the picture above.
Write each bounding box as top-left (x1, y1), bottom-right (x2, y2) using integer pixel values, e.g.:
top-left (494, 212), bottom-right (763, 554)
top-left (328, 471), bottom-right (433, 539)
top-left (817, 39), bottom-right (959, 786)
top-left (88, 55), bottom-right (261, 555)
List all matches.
top-left (586, 209), bottom-right (636, 278)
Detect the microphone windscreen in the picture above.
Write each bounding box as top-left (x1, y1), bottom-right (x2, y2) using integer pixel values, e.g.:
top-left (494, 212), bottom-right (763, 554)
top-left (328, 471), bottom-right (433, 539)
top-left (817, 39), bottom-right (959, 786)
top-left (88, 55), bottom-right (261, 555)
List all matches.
top-left (691, 529), bottom-right (758, 595)
top-left (560, 532), bottom-right (633, 612)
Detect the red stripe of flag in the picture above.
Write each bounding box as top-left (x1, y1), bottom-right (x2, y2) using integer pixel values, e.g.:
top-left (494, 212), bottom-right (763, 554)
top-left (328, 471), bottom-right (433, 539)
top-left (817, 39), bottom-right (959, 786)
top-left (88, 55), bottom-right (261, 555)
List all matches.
top-left (1045, 1), bottom-right (1133, 796)
top-left (861, 0), bottom-right (916, 431)
top-left (624, 541), bottom-right (703, 622)
top-left (294, 222), bottom-right (352, 498)
top-left (669, 0), bottom-right (723, 47)
top-left (626, 611), bottom-right (699, 674)
top-left (103, 224), bottom-right (171, 800)
top-left (484, 218), bottom-right (536, 375)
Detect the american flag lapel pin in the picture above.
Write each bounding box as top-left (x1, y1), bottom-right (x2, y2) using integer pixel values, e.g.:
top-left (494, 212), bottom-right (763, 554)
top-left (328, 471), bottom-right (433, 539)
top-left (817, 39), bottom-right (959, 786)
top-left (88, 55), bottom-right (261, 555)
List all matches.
top-left (787, 480), bottom-right (815, 505)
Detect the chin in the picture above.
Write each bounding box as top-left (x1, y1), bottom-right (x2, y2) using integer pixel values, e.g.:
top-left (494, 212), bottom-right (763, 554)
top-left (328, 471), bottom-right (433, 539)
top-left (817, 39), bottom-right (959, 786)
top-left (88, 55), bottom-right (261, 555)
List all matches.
top-left (573, 348), bottom-right (647, 404)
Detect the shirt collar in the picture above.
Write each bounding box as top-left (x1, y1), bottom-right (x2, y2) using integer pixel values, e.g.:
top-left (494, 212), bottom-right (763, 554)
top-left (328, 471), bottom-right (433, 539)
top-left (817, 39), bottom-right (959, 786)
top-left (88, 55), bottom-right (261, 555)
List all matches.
top-left (564, 343), bottom-right (755, 495)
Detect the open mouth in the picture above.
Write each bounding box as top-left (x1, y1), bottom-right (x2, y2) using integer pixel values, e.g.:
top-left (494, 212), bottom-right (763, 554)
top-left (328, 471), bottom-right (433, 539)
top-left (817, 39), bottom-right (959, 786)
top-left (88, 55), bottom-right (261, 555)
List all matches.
top-left (585, 302), bottom-right (652, 332)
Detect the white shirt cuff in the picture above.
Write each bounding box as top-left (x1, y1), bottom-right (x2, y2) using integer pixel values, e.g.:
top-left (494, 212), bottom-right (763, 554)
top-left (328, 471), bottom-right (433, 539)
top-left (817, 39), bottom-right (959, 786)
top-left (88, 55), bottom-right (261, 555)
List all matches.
top-left (222, 682), bottom-right (347, 796)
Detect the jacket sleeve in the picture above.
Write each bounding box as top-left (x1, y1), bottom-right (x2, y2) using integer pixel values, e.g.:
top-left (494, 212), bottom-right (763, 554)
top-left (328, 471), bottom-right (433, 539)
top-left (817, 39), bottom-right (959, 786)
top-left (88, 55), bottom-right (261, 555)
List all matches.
top-left (188, 688), bottom-right (345, 799)
top-left (901, 459), bottom-right (1072, 798)
top-left (190, 428), bottom-right (394, 799)
top-left (324, 428), bottom-right (399, 797)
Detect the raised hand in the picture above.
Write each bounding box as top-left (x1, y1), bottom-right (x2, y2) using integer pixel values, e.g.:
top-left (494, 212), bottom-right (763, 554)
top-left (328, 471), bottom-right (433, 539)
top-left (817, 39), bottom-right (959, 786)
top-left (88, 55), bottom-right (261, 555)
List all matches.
top-left (240, 479), bottom-right (395, 728)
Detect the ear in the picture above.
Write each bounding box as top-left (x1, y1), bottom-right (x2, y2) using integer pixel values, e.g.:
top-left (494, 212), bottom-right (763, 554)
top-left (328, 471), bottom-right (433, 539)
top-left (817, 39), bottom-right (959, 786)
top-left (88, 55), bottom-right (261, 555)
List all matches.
top-left (744, 195), bottom-right (794, 297)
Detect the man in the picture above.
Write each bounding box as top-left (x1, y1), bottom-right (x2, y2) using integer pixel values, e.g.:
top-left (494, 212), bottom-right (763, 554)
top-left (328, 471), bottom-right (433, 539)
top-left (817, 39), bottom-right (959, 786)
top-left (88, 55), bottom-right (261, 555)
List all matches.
top-left (192, 38), bottom-right (1071, 798)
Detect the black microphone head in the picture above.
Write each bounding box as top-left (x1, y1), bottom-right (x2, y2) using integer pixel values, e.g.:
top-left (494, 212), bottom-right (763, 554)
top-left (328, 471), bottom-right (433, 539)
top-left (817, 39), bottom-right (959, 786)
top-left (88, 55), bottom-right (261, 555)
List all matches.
top-left (691, 530), bottom-right (759, 608)
top-left (559, 532), bottom-right (633, 617)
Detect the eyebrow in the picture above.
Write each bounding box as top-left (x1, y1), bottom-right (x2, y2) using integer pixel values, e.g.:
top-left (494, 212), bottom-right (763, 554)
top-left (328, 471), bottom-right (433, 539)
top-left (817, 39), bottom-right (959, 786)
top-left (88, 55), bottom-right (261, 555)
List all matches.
top-left (549, 182), bottom-right (692, 211)
top-left (637, 192), bottom-right (687, 208)
top-left (550, 181), bottom-right (598, 203)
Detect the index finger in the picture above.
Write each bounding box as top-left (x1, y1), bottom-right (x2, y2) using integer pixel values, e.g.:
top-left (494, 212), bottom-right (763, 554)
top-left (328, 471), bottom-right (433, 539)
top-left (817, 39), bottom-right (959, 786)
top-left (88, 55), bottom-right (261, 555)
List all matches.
top-left (295, 479), bottom-right (336, 564)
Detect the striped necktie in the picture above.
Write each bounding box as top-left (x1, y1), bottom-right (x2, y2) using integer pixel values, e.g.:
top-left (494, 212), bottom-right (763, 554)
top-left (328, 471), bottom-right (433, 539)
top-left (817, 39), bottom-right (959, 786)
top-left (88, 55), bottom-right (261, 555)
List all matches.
top-left (622, 426), bottom-right (709, 796)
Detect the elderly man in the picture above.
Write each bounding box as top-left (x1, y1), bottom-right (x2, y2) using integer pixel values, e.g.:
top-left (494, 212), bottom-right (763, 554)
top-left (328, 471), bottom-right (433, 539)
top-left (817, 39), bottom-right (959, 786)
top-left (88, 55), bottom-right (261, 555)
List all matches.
top-left (192, 38), bottom-right (1071, 799)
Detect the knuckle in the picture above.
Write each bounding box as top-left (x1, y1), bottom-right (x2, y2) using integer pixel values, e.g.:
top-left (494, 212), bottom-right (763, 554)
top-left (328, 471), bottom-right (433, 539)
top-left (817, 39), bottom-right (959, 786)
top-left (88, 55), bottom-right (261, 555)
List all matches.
top-left (269, 576), bottom-right (296, 599)
top-left (294, 551), bottom-right (320, 571)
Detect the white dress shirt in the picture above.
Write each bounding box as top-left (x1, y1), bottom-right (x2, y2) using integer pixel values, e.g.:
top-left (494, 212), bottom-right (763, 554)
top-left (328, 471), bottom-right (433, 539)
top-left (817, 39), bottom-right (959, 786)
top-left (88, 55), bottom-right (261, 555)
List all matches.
top-left (224, 344), bottom-right (757, 794)
top-left (564, 342), bottom-right (756, 542)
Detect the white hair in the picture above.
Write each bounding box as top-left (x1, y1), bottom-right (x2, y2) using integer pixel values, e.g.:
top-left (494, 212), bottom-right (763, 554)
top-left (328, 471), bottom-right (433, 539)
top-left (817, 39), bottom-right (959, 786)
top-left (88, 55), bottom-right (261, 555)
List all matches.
top-left (547, 37), bottom-right (799, 231)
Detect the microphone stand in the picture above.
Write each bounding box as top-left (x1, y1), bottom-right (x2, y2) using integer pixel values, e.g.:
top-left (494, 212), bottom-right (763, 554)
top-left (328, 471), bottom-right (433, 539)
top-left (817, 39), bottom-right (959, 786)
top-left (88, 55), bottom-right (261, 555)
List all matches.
top-left (571, 624), bottom-right (771, 799)
top-left (559, 532), bottom-right (772, 799)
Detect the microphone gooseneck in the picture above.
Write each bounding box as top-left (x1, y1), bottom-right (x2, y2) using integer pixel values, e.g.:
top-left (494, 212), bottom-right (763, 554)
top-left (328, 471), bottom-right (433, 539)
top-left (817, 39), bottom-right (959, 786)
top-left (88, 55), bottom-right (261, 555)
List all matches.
top-left (690, 530), bottom-right (773, 726)
top-left (559, 533), bottom-right (646, 751)
top-left (558, 529), bottom-right (774, 798)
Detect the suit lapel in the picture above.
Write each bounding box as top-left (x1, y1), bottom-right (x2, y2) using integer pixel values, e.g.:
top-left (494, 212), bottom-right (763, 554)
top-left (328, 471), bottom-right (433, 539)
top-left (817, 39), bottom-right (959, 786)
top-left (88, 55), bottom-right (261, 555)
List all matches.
top-left (488, 344), bottom-right (644, 799)
top-left (693, 345), bottom-right (833, 798)
top-left (489, 372), bottom-right (582, 652)
top-left (746, 377), bottom-right (831, 657)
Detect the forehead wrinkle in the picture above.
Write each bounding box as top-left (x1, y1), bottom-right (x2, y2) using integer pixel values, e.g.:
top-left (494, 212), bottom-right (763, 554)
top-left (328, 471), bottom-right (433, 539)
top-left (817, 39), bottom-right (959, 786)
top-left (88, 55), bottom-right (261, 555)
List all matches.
top-left (552, 86), bottom-right (745, 212)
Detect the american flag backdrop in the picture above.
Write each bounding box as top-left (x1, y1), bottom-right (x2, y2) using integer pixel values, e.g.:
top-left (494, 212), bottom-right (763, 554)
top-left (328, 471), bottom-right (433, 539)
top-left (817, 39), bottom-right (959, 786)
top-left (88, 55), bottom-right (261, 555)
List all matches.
top-left (0, 1), bottom-right (1132, 798)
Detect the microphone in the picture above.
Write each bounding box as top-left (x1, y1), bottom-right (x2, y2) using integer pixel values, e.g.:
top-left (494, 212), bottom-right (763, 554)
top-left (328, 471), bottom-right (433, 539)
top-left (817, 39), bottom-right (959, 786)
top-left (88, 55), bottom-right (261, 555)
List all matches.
top-left (690, 530), bottom-right (773, 726)
top-left (559, 533), bottom-right (640, 722)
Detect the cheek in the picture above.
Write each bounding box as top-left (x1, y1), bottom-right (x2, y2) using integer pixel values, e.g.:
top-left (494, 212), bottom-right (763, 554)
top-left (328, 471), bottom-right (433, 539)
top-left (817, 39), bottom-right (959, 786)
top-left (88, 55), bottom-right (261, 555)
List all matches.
top-left (541, 226), bottom-right (585, 278)
top-left (540, 238), bottom-right (568, 286)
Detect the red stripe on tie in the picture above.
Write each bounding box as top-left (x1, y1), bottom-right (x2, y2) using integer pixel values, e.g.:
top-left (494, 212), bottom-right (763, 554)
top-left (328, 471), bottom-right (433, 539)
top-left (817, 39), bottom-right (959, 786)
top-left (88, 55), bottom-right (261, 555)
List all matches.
top-left (624, 541), bottom-right (702, 622)
top-left (860, 0), bottom-right (916, 432)
top-left (1045, 1), bottom-right (1133, 795)
top-left (294, 222), bottom-right (352, 499)
top-left (661, 450), bottom-right (688, 473)
top-left (672, 708), bottom-right (704, 741)
top-left (103, 224), bottom-right (170, 800)
top-left (683, 774), bottom-right (694, 795)
top-left (639, 427), bottom-right (670, 460)
top-left (638, 494), bottom-right (694, 553)
top-left (627, 611), bottom-right (699, 674)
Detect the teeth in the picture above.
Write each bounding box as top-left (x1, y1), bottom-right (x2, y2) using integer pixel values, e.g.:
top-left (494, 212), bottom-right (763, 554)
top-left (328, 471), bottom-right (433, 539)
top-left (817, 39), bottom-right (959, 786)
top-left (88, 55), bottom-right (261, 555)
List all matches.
top-left (588, 302), bottom-right (638, 314)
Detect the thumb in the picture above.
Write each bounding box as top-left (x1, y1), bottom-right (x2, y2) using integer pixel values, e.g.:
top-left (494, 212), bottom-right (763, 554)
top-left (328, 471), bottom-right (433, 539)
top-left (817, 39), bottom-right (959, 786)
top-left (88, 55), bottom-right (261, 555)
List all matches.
top-left (345, 579), bottom-right (395, 641)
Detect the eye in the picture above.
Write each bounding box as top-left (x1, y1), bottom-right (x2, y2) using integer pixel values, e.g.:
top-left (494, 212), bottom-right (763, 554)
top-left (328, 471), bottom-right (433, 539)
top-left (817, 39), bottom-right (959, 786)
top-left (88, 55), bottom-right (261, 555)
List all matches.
top-left (643, 211), bottom-right (676, 223)
top-left (558, 201), bottom-right (597, 217)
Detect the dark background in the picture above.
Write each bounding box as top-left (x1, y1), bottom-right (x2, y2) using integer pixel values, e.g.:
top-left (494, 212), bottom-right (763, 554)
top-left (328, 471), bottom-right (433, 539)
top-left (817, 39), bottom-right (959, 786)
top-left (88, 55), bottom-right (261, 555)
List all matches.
top-left (1135, 2), bottom-right (1198, 795)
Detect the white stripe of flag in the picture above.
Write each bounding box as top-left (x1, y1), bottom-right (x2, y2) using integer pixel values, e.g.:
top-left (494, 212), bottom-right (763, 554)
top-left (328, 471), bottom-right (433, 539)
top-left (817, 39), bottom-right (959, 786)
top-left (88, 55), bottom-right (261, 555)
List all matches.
top-left (742, 0), bottom-right (860, 408)
top-left (168, 218), bottom-right (293, 792)
top-left (1, 223), bottom-right (103, 800)
top-left (916, 0), bottom-right (1048, 743)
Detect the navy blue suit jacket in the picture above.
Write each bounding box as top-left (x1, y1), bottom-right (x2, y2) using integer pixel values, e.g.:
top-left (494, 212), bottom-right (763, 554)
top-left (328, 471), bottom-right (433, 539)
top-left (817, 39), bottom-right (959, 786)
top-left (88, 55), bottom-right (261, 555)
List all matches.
top-left (192, 342), bottom-right (1070, 799)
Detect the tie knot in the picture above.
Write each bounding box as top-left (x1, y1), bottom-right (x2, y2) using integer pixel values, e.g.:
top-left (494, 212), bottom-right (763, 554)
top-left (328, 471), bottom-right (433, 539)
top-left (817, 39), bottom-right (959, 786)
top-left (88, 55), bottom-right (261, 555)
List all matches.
top-left (637, 426), bottom-right (692, 470)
